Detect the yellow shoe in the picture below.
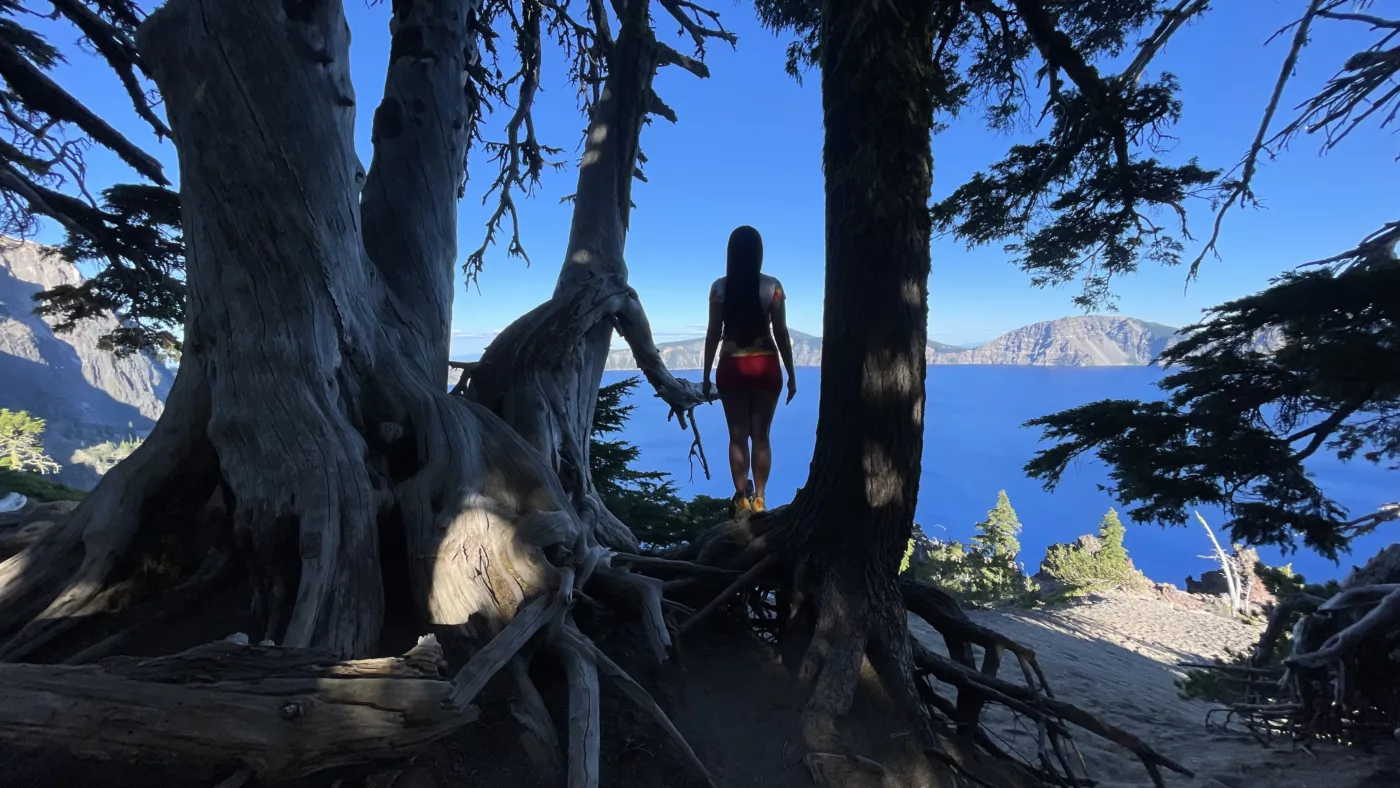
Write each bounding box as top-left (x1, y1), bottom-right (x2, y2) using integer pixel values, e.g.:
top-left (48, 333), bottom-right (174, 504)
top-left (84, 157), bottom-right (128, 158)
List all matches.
top-left (733, 493), bottom-right (752, 514)
top-left (752, 497), bottom-right (767, 513)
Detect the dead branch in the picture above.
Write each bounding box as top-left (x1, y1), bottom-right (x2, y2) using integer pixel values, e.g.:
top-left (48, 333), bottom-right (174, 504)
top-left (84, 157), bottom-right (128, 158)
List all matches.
top-left (612, 552), bottom-right (740, 577)
top-left (465, 0), bottom-right (557, 276)
top-left (679, 554), bottom-right (778, 635)
top-left (1186, 0), bottom-right (1324, 278)
top-left (449, 567), bottom-right (576, 705)
top-left (911, 641), bottom-right (1193, 787)
top-left (590, 564), bottom-right (672, 662)
top-left (1196, 512), bottom-right (1242, 616)
top-left (564, 624), bottom-right (718, 788)
top-left (1287, 586), bottom-right (1400, 670)
top-left (556, 628), bottom-right (601, 788)
top-left (509, 655), bottom-right (564, 777)
top-left (657, 0), bottom-right (737, 56)
top-left (1338, 501), bottom-right (1400, 537)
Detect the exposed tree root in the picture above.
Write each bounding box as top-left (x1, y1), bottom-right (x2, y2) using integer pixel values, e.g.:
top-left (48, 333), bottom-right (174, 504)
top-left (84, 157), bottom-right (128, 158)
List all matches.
top-left (1191, 548), bottom-right (1400, 745)
top-left (629, 509), bottom-right (1192, 787)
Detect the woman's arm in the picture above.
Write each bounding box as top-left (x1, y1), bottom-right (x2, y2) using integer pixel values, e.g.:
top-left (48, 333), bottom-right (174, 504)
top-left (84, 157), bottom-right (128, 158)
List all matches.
top-left (702, 291), bottom-right (723, 395)
top-left (770, 282), bottom-right (797, 402)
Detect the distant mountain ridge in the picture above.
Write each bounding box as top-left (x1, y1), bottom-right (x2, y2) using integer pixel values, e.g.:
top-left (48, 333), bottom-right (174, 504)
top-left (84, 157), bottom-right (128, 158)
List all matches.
top-left (0, 240), bottom-right (173, 489)
top-left (926, 316), bottom-right (1181, 367)
top-left (603, 316), bottom-right (1187, 371)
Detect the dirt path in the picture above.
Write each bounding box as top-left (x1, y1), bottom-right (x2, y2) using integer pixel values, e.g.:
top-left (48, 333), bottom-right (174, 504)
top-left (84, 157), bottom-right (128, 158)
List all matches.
top-left (910, 592), bottom-right (1400, 788)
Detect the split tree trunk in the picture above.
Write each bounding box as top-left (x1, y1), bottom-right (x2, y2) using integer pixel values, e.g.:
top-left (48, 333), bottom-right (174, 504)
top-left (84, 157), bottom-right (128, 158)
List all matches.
top-left (0, 0), bottom-right (586, 667)
top-left (783, 0), bottom-right (938, 755)
top-left (0, 0), bottom-right (720, 779)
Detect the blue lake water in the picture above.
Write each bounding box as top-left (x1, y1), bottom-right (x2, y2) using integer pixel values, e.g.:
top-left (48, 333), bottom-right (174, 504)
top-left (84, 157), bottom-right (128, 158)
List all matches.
top-left (605, 366), bottom-right (1394, 584)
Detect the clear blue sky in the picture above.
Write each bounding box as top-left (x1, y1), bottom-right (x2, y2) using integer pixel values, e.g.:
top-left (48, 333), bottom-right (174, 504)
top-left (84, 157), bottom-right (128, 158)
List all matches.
top-left (34, 2), bottom-right (1397, 356)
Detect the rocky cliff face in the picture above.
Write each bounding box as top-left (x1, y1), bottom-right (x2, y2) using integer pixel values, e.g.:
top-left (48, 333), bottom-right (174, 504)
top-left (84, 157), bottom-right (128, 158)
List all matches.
top-left (603, 331), bottom-right (826, 371)
top-left (603, 316), bottom-right (1185, 371)
top-left (927, 316), bottom-right (1181, 367)
top-left (0, 239), bottom-right (173, 489)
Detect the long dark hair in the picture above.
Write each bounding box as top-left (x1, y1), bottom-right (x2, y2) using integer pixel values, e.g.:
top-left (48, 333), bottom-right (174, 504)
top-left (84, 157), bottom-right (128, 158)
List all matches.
top-left (723, 225), bottom-right (765, 345)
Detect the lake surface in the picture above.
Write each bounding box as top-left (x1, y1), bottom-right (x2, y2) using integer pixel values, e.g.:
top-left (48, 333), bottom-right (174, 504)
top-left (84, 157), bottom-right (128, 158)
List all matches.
top-left (606, 366), bottom-right (1394, 584)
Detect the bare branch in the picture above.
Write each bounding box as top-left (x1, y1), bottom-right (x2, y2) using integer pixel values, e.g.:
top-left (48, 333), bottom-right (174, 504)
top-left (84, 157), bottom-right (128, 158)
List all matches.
top-left (1122, 0), bottom-right (1212, 86)
top-left (1337, 502), bottom-right (1400, 538)
top-left (1315, 10), bottom-right (1400, 30)
top-left (465, 0), bottom-right (563, 279)
top-left (1186, 1), bottom-right (1322, 278)
top-left (655, 40), bottom-right (710, 78)
top-left (1299, 220), bottom-right (1400, 271)
top-left (658, 0), bottom-right (736, 57)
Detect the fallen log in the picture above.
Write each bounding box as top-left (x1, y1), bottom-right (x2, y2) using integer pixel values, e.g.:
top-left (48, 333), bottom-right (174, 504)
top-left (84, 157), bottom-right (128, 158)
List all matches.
top-left (0, 635), bottom-right (476, 782)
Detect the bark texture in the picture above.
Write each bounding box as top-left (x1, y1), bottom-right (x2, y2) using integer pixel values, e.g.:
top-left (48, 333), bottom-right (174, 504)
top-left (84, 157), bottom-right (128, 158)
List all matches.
top-left (0, 0), bottom-right (718, 782)
top-left (0, 636), bottom-right (472, 782)
top-left (466, 8), bottom-right (712, 553)
top-left (0, 0), bottom-right (589, 669)
top-left (785, 0), bottom-right (938, 753)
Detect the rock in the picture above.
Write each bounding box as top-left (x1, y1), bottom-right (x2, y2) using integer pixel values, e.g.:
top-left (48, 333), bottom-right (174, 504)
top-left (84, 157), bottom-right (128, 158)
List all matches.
top-left (0, 239), bottom-right (173, 489)
top-left (1151, 583), bottom-right (1207, 609)
top-left (1185, 546), bottom-right (1276, 612)
top-left (1345, 543), bottom-right (1400, 588)
top-left (1185, 570), bottom-right (1232, 596)
top-left (928, 316), bottom-right (1181, 367)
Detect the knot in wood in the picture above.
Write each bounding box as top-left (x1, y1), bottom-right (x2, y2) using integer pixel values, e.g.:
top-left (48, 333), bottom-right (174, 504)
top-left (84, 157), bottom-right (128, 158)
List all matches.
top-left (378, 421), bottom-right (405, 443)
top-left (280, 702), bottom-right (304, 721)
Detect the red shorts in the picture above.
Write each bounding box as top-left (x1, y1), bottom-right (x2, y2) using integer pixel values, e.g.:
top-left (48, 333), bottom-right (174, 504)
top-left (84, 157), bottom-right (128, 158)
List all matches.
top-left (716, 354), bottom-right (782, 392)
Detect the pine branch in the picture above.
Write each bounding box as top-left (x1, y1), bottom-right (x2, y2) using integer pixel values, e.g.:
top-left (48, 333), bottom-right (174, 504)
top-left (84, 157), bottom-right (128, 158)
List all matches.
top-left (0, 37), bottom-right (165, 183)
top-left (47, 0), bottom-right (171, 139)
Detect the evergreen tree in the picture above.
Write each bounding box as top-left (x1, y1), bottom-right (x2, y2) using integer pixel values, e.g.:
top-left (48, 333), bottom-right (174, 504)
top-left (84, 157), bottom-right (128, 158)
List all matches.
top-left (0, 1), bottom-right (183, 358)
top-left (1019, 7), bottom-right (1400, 557)
top-left (0, 409), bottom-right (59, 475)
top-left (590, 377), bottom-right (729, 549)
top-left (1096, 508), bottom-right (1128, 568)
top-left (1042, 507), bottom-right (1142, 591)
top-left (972, 490), bottom-right (1023, 558)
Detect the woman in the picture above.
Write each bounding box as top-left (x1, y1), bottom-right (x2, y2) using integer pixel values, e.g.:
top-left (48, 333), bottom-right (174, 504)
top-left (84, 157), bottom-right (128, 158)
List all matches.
top-left (701, 226), bottom-right (797, 514)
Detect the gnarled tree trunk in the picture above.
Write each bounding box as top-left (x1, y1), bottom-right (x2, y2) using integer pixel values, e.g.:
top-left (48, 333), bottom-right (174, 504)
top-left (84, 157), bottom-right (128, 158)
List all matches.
top-left (0, 0), bottom-right (722, 782)
top-left (465, 4), bottom-right (712, 554)
top-left (0, 0), bottom-right (576, 686)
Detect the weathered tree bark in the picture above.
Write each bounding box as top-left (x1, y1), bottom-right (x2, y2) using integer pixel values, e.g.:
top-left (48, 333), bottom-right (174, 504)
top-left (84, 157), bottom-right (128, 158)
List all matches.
top-left (0, 0), bottom-right (589, 670)
top-left (0, 636), bottom-right (474, 782)
top-left (781, 0), bottom-right (938, 755)
top-left (466, 4), bottom-right (711, 553)
top-left (0, 0), bottom-right (720, 782)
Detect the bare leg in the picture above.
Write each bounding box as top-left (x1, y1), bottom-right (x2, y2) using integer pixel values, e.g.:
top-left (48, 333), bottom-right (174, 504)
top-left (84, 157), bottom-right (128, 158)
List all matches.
top-left (719, 388), bottom-right (752, 497)
top-left (749, 387), bottom-right (780, 502)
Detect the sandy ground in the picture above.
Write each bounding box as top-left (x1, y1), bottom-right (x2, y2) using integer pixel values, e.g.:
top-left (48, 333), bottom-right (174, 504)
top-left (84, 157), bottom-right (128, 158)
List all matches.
top-left (910, 591), bottom-right (1400, 788)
